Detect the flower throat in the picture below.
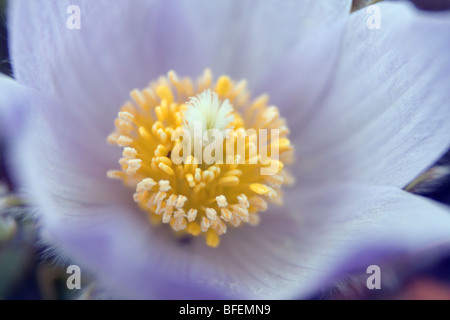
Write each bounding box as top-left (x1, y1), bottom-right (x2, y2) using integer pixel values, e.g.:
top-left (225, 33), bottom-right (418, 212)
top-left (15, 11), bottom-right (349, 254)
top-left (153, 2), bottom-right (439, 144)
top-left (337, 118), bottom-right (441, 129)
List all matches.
top-left (107, 69), bottom-right (294, 247)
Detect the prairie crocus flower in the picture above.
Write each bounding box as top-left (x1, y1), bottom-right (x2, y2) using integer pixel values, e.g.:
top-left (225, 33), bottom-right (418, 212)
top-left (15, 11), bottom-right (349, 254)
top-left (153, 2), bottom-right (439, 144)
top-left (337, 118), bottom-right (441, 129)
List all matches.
top-left (4, 0), bottom-right (450, 299)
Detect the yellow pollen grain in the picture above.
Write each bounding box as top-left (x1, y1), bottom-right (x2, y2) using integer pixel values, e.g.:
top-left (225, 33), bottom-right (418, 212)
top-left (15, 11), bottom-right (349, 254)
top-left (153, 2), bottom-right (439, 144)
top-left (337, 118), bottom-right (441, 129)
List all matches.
top-left (187, 222), bottom-right (201, 236)
top-left (159, 162), bottom-right (175, 176)
top-left (158, 156), bottom-right (172, 166)
top-left (193, 183), bottom-right (204, 193)
top-left (206, 230), bottom-right (220, 248)
top-left (138, 126), bottom-right (152, 140)
top-left (278, 138), bottom-right (291, 149)
top-left (218, 176), bottom-right (240, 187)
top-left (194, 170), bottom-right (202, 183)
top-left (155, 106), bottom-right (166, 122)
top-left (223, 169), bottom-right (242, 177)
top-left (269, 159), bottom-right (284, 172)
top-left (156, 84), bottom-right (174, 104)
top-left (107, 69), bottom-right (293, 247)
top-left (185, 174), bottom-right (195, 188)
top-left (215, 76), bottom-right (232, 97)
top-left (249, 183), bottom-right (270, 195)
top-left (202, 171), bottom-right (214, 183)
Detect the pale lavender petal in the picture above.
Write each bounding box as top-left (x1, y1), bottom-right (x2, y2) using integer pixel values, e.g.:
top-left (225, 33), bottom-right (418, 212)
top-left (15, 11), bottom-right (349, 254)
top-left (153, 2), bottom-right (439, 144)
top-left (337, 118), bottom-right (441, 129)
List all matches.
top-left (254, 20), bottom-right (347, 135)
top-left (306, 185), bottom-right (450, 294)
top-left (8, 0), bottom-right (353, 218)
top-left (10, 0), bottom-right (352, 130)
top-left (10, 0), bottom-right (204, 137)
top-left (0, 75), bottom-right (27, 140)
top-left (8, 0), bottom-right (353, 201)
top-left (9, 0), bottom-right (198, 206)
top-left (36, 179), bottom-right (450, 299)
top-left (11, 0), bottom-right (450, 301)
top-left (191, 0), bottom-right (351, 88)
top-left (290, 3), bottom-right (450, 189)
top-left (11, 94), bottom-right (129, 224)
top-left (40, 203), bottom-right (226, 299)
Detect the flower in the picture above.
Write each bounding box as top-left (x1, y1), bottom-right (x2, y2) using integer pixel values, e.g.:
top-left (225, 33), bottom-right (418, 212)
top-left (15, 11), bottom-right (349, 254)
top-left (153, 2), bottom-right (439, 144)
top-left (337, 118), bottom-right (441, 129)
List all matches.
top-left (4, 0), bottom-right (450, 299)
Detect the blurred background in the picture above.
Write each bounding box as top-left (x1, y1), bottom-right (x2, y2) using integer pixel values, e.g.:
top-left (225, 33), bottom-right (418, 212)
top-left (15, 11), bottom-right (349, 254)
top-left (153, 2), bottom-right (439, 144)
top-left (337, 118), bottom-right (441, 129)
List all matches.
top-left (2, 0), bottom-right (450, 300)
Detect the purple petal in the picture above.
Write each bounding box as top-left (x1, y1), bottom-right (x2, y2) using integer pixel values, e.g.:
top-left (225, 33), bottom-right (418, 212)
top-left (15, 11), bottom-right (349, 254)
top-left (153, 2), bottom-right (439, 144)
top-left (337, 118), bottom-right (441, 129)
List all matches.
top-left (192, 0), bottom-right (351, 88)
top-left (306, 185), bottom-right (450, 294)
top-left (10, 0), bottom-right (205, 137)
top-left (289, 2), bottom-right (450, 188)
top-left (11, 94), bottom-right (129, 221)
top-left (0, 75), bottom-right (27, 140)
top-left (255, 20), bottom-right (347, 137)
top-left (35, 178), bottom-right (450, 299)
top-left (11, 0), bottom-right (450, 301)
top-left (8, 0), bottom-right (353, 207)
top-left (9, 0), bottom-right (352, 128)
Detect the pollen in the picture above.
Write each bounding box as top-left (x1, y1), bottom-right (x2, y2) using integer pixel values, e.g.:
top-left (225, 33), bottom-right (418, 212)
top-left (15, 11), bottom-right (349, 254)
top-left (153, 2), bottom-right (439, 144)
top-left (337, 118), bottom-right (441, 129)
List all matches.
top-left (107, 69), bottom-right (294, 247)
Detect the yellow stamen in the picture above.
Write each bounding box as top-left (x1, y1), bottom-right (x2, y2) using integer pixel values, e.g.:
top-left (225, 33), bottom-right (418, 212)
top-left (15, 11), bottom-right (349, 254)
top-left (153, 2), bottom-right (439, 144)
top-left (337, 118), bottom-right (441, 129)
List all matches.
top-left (107, 70), bottom-right (293, 247)
top-left (187, 222), bottom-right (201, 236)
top-left (218, 176), bottom-right (240, 187)
top-left (206, 229), bottom-right (220, 248)
top-left (249, 183), bottom-right (270, 195)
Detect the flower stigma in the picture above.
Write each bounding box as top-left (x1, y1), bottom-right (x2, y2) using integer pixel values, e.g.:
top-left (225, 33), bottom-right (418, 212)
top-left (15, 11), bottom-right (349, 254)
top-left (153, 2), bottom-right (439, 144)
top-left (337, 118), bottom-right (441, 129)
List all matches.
top-left (107, 69), bottom-right (294, 247)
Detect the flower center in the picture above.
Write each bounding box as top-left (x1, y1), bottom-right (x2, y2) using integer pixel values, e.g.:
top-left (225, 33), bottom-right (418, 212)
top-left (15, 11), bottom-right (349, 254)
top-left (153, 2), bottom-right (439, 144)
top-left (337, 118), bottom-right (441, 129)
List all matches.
top-left (107, 69), bottom-right (294, 247)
